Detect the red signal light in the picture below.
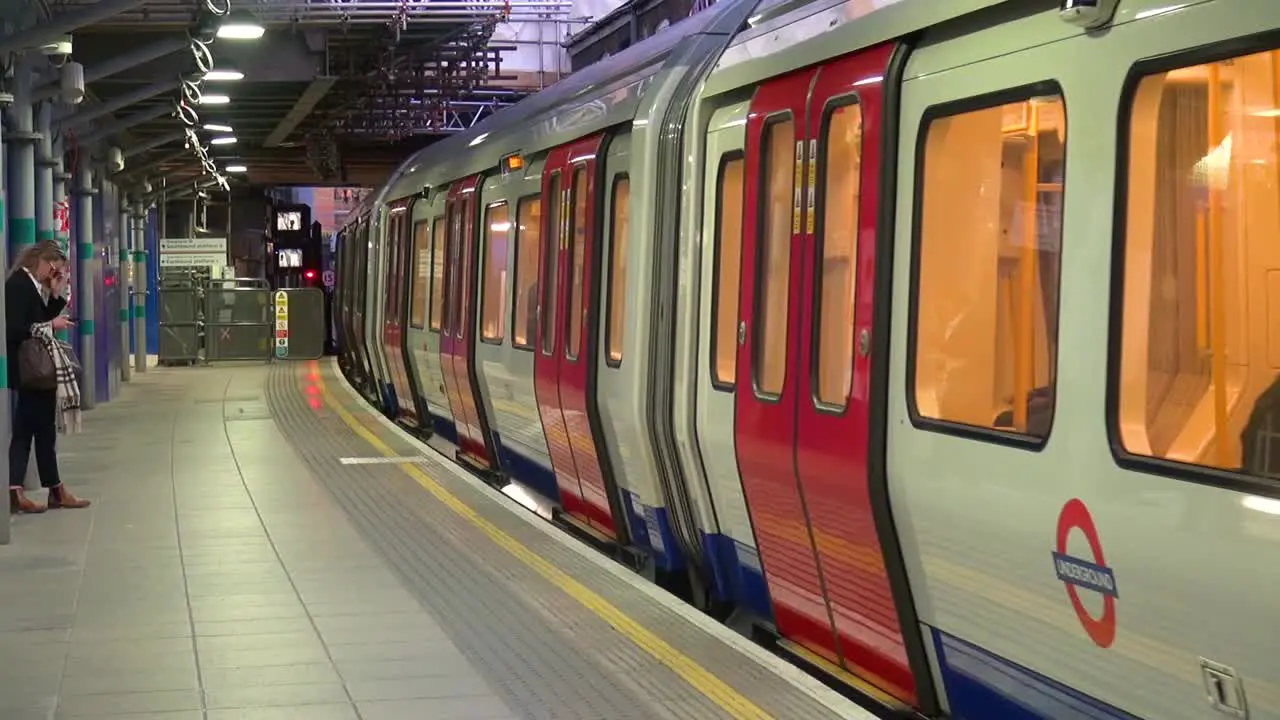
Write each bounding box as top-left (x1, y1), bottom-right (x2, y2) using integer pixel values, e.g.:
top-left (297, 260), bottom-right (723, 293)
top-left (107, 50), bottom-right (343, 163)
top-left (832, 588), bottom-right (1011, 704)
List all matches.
top-left (304, 269), bottom-right (316, 279)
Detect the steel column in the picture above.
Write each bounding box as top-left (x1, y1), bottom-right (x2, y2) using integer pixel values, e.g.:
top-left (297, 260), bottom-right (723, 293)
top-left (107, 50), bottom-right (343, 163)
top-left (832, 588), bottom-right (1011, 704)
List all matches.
top-left (119, 198), bottom-right (131, 382)
top-left (7, 87), bottom-right (37, 257)
top-left (35, 103), bottom-right (54, 244)
top-left (0, 101), bottom-right (10, 536)
top-left (131, 206), bottom-right (147, 374)
top-left (73, 166), bottom-right (96, 408)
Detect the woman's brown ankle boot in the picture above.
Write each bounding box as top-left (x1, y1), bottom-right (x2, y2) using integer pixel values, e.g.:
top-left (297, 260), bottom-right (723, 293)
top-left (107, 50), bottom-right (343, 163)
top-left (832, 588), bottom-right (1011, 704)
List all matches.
top-left (10, 488), bottom-right (47, 514)
top-left (48, 485), bottom-right (89, 509)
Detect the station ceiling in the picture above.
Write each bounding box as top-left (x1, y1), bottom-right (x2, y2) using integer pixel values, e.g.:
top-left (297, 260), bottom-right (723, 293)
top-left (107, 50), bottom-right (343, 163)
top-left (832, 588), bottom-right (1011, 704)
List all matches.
top-left (18, 0), bottom-right (547, 188)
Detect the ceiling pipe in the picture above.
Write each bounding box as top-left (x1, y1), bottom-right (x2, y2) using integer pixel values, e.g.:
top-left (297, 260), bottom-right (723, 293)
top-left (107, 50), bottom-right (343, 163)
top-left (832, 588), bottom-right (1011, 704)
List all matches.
top-left (32, 37), bottom-right (190, 103)
top-left (57, 79), bottom-right (181, 130)
top-left (116, 147), bottom-right (190, 177)
top-left (77, 103), bottom-right (173, 145)
top-left (0, 0), bottom-right (153, 56)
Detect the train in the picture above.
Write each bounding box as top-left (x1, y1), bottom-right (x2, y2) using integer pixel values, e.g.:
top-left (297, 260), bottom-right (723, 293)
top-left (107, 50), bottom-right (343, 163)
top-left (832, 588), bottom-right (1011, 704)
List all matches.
top-left (332, 0), bottom-right (1280, 717)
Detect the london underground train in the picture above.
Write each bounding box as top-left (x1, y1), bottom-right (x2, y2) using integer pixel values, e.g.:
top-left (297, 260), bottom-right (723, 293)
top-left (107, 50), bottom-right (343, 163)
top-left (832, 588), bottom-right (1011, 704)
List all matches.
top-left (333, 0), bottom-right (1280, 717)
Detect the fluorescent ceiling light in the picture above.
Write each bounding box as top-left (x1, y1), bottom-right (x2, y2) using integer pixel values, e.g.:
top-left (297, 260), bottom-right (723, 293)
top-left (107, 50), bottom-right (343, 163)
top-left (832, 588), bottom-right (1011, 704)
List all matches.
top-left (199, 94), bottom-right (230, 105)
top-left (217, 12), bottom-right (265, 39)
top-left (210, 136), bottom-right (237, 145)
top-left (203, 69), bottom-right (244, 81)
top-left (203, 123), bottom-right (233, 133)
top-left (225, 164), bottom-right (248, 173)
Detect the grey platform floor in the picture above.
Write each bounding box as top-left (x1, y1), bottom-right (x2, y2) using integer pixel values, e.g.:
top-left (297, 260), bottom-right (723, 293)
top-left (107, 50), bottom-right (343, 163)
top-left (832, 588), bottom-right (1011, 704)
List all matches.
top-left (0, 361), bottom-right (866, 720)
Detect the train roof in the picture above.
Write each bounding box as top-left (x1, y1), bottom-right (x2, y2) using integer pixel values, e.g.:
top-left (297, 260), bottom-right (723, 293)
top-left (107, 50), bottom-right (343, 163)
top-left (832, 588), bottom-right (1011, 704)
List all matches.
top-left (379, 0), bottom-right (752, 205)
top-left (345, 0), bottom-right (1049, 232)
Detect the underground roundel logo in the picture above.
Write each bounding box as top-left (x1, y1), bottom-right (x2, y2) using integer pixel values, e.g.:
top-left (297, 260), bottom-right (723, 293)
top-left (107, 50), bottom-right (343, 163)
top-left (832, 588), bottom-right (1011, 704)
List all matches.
top-left (1052, 498), bottom-right (1118, 648)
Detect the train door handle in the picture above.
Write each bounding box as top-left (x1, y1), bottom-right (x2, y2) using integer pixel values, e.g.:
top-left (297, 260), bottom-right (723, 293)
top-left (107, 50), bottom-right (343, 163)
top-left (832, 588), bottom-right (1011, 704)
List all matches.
top-left (737, 321), bottom-right (745, 346)
top-left (858, 328), bottom-right (870, 358)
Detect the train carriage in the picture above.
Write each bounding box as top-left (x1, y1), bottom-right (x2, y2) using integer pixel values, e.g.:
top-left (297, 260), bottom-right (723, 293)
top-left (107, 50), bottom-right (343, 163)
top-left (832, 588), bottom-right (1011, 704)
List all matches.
top-left (337, 0), bottom-right (1280, 717)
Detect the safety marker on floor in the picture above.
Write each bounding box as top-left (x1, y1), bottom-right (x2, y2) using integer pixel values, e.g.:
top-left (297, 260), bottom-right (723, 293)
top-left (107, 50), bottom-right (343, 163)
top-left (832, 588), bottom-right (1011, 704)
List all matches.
top-left (338, 455), bottom-right (431, 465)
top-left (305, 362), bottom-right (774, 720)
top-left (1052, 498), bottom-right (1118, 649)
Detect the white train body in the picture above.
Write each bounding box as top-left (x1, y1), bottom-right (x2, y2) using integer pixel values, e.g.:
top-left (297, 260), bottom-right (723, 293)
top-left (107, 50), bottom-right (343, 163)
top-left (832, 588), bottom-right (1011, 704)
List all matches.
top-left (333, 0), bottom-right (1280, 717)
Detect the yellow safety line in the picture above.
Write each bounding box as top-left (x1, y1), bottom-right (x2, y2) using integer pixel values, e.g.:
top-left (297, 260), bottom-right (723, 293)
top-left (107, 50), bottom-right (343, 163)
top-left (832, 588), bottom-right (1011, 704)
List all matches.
top-left (307, 363), bottom-right (774, 720)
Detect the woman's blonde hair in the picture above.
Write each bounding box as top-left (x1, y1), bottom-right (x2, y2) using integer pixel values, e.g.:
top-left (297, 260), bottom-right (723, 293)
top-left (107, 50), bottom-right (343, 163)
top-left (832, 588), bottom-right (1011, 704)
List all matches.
top-left (9, 240), bottom-right (67, 278)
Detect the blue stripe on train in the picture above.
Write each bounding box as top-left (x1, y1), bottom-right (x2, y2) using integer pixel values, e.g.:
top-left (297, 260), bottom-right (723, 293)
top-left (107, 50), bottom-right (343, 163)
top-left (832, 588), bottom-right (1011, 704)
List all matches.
top-left (931, 628), bottom-right (1140, 720)
top-left (701, 533), bottom-right (772, 619)
top-left (467, 434), bottom-right (772, 618)
top-left (429, 412), bottom-right (458, 445)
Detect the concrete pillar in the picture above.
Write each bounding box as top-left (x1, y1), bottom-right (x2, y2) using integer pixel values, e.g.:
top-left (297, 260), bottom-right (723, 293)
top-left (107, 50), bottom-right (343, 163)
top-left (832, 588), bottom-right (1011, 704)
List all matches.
top-left (35, 102), bottom-right (53, 245)
top-left (52, 142), bottom-right (70, 345)
top-left (7, 84), bottom-right (37, 259)
top-left (131, 206), bottom-right (146, 373)
top-left (6, 82), bottom-right (41, 491)
top-left (0, 101), bottom-right (10, 538)
top-left (73, 166), bottom-right (96, 408)
top-left (118, 198), bottom-right (131, 382)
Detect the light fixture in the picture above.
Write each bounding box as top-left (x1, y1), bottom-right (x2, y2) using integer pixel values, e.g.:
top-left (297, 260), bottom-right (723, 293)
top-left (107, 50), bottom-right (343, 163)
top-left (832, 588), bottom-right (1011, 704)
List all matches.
top-left (203, 123), bottom-right (233, 133)
top-left (199, 94), bottom-right (230, 105)
top-left (210, 136), bottom-right (237, 145)
top-left (225, 164), bottom-right (247, 173)
top-left (217, 11), bottom-right (265, 39)
top-left (203, 69), bottom-right (244, 81)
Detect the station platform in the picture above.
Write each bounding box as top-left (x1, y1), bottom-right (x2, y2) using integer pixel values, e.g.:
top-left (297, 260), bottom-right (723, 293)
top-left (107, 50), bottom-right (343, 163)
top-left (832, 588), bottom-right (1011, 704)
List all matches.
top-left (0, 359), bottom-right (869, 720)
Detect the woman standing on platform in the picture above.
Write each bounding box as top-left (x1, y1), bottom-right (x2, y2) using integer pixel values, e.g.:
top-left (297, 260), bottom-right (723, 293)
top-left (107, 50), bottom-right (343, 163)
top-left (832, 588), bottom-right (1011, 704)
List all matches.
top-left (7, 240), bottom-right (89, 513)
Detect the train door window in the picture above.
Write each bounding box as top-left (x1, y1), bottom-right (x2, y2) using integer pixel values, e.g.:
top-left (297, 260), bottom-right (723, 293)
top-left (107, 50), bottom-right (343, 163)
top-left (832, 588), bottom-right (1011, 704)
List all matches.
top-left (712, 153), bottom-right (745, 389)
top-left (428, 216), bottom-right (445, 332)
top-left (813, 100), bottom-right (862, 410)
top-left (481, 201), bottom-right (510, 344)
top-left (1116, 47), bottom-right (1280, 479)
top-left (605, 174), bottom-right (630, 366)
top-left (387, 213), bottom-right (402, 319)
top-left (566, 166), bottom-right (589, 360)
top-left (512, 196), bottom-right (541, 350)
top-left (911, 88), bottom-right (1066, 441)
top-left (452, 203), bottom-right (468, 338)
top-left (542, 173), bottom-right (562, 355)
top-left (754, 116), bottom-right (797, 398)
top-left (410, 220), bottom-right (429, 329)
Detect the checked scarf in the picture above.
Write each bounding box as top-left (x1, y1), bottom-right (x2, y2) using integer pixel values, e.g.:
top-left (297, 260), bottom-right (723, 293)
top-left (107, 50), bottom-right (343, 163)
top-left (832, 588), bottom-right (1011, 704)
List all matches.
top-left (30, 320), bottom-right (82, 435)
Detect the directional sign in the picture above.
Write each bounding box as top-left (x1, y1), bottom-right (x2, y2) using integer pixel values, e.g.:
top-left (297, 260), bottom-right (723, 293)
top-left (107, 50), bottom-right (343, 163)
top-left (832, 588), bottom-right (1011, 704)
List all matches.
top-left (274, 290), bottom-right (289, 359)
top-left (1052, 498), bottom-right (1117, 648)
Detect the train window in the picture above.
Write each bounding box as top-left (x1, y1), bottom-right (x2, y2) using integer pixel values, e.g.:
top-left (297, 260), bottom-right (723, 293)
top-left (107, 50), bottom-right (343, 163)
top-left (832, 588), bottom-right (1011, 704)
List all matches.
top-left (481, 202), bottom-right (509, 344)
top-left (566, 166), bottom-right (589, 360)
top-left (409, 220), bottom-right (430, 329)
top-left (605, 174), bottom-right (630, 366)
top-left (813, 100), bottom-right (863, 410)
top-left (912, 89), bottom-right (1066, 441)
top-left (1116, 48), bottom-right (1280, 480)
top-left (712, 153), bottom-right (745, 389)
top-left (512, 196), bottom-right (541, 350)
top-left (753, 116), bottom-right (796, 398)
top-left (542, 173), bottom-right (562, 355)
top-left (428, 216), bottom-right (445, 332)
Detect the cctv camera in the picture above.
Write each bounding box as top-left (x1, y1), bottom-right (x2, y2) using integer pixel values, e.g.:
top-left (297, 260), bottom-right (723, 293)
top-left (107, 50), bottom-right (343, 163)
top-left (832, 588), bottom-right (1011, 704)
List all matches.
top-left (106, 147), bottom-right (124, 174)
top-left (1058, 0), bottom-right (1120, 29)
top-left (60, 61), bottom-right (84, 105)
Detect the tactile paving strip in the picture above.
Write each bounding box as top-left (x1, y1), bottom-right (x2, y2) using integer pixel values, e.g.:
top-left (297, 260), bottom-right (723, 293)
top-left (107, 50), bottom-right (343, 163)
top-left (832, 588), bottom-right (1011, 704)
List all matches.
top-left (265, 362), bottom-right (853, 720)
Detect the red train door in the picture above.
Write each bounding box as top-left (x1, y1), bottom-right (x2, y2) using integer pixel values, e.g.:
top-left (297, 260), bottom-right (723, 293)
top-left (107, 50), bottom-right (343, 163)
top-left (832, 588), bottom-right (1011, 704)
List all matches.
top-left (440, 177), bottom-right (491, 467)
top-left (734, 44), bottom-right (916, 708)
top-left (533, 136), bottom-right (617, 535)
top-left (793, 46), bottom-right (915, 705)
top-left (382, 203), bottom-right (416, 422)
top-left (734, 67), bottom-right (837, 661)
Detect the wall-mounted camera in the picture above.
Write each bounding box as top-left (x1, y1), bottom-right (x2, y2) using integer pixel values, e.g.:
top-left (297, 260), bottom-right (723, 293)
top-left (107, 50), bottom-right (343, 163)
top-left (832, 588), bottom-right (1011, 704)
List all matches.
top-left (1059, 0), bottom-right (1120, 29)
